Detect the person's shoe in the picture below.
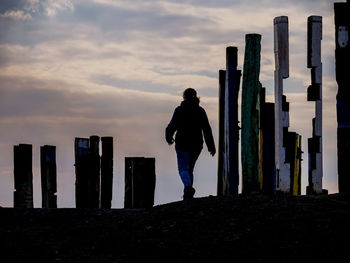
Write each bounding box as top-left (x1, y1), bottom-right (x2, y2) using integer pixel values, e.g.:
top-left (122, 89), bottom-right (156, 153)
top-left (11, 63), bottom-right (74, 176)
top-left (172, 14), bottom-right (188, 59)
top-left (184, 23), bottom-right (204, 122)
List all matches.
top-left (183, 186), bottom-right (195, 200)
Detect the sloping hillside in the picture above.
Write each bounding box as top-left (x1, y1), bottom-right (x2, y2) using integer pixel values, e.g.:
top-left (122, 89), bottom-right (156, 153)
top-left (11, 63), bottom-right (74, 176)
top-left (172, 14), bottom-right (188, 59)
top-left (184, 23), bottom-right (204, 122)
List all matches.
top-left (1, 194), bottom-right (350, 262)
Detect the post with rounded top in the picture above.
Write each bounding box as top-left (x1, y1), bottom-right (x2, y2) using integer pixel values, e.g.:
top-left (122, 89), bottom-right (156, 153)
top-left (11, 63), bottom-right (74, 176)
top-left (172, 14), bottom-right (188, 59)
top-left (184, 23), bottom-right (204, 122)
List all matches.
top-left (241, 33), bottom-right (262, 193)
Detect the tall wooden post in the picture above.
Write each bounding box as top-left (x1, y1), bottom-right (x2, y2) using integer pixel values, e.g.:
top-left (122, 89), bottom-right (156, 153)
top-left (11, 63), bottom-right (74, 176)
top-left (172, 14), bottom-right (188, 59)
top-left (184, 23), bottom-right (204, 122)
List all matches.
top-left (306, 16), bottom-right (326, 195)
top-left (124, 157), bottom-right (156, 208)
top-left (41, 145), bottom-right (57, 208)
top-left (335, 1), bottom-right (350, 193)
top-left (260, 88), bottom-right (276, 195)
top-left (14, 144), bottom-right (33, 208)
top-left (223, 47), bottom-right (241, 195)
top-left (217, 70), bottom-right (226, 196)
top-left (75, 138), bottom-right (90, 208)
top-left (241, 34), bottom-right (262, 193)
top-left (286, 132), bottom-right (302, 196)
top-left (274, 16), bottom-right (291, 193)
top-left (88, 135), bottom-right (100, 208)
top-left (101, 137), bottom-right (113, 208)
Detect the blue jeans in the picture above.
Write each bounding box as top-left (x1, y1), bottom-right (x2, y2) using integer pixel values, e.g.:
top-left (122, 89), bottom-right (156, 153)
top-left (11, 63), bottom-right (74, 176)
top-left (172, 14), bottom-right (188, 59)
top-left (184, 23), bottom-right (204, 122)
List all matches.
top-left (176, 148), bottom-right (201, 187)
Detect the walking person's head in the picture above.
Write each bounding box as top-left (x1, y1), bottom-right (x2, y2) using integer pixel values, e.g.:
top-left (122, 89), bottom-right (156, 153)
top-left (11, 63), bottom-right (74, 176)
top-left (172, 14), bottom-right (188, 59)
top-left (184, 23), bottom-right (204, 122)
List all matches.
top-left (183, 88), bottom-right (200, 104)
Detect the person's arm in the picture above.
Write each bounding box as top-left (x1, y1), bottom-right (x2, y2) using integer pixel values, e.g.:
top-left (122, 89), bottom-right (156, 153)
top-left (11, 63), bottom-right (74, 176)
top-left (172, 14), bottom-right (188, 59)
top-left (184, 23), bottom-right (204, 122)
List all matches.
top-left (201, 109), bottom-right (216, 156)
top-left (165, 108), bottom-right (179, 145)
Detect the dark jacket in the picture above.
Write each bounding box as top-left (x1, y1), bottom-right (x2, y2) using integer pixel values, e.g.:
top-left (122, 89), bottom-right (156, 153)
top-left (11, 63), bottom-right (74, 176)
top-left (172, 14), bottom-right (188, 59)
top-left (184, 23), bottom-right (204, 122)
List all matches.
top-left (166, 99), bottom-right (216, 152)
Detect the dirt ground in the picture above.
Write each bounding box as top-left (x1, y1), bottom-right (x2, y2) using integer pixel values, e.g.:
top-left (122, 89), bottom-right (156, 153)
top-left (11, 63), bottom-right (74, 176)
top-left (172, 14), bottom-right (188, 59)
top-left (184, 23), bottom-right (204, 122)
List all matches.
top-left (1, 193), bottom-right (350, 262)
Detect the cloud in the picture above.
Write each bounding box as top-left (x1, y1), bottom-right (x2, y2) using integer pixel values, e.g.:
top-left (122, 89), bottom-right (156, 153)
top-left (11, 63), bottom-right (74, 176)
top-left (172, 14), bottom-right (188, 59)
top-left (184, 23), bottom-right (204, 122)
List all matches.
top-left (0, 10), bottom-right (32, 20)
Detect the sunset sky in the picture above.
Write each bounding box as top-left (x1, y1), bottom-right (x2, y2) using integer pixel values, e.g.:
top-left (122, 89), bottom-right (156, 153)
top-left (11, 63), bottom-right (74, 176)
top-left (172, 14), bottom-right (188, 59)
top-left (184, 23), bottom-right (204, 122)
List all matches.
top-left (0, 0), bottom-right (340, 207)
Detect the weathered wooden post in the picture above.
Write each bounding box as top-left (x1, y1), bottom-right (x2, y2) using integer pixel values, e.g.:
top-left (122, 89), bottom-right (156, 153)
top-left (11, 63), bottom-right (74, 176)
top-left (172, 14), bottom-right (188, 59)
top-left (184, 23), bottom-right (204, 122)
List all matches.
top-left (222, 47), bottom-right (241, 195)
top-left (306, 16), bottom-right (326, 195)
top-left (88, 135), bottom-right (100, 208)
top-left (101, 137), bottom-right (113, 208)
top-left (260, 88), bottom-right (276, 195)
top-left (286, 132), bottom-right (302, 195)
top-left (274, 16), bottom-right (291, 193)
top-left (124, 157), bottom-right (156, 208)
top-left (14, 144), bottom-right (33, 208)
top-left (241, 34), bottom-right (262, 193)
top-left (40, 145), bottom-right (57, 208)
top-left (217, 70), bottom-right (226, 196)
top-left (334, 0), bottom-right (350, 193)
top-left (75, 138), bottom-right (90, 208)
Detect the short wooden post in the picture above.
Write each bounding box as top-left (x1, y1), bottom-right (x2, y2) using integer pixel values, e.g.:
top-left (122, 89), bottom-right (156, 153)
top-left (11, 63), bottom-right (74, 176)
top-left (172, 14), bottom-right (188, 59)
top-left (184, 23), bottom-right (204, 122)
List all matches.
top-left (223, 47), bottom-right (241, 195)
top-left (101, 137), bottom-right (113, 209)
top-left (88, 135), bottom-right (100, 208)
top-left (285, 132), bottom-right (302, 196)
top-left (260, 88), bottom-right (276, 195)
top-left (75, 138), bottom-right (90, 208)
top-left (124, 157), bottom-right (156, 208)
top-left (14, 144), bottom-right (33, 208)
top-left (334, 1), bottom-right (350, 193)
top-left (274, 16), bottom-right (291, 193)
top-left (217, 69), bottom-right (226, 196)
top-left (241, 34), bottom-right (262, 193)
top-left (40, 145), bottom-right (57, 208)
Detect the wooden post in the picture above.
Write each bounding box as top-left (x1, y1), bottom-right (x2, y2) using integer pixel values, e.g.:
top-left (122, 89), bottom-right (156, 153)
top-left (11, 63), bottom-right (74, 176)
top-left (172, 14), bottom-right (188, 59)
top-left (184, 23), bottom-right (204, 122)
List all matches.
top-left (101, 137), bottom-right (113, 209)
top-left (88, 135), bottom-right (100, 208)
top-left (306, 16), bottom-right (326, 195)
top-left (241, 34), bottom-right (262, 193)
top-left (274, 16), bottom-right (291, 193)
top-left (217, 69), bottom-right (226, 196)
top-left (260, 88), bottom-right (276, 195)
top-left (124, 157), bottom-right (156, 208)
top-left (75, 138), bottom-right (89, 208)
top-left (40, 145), bottom-right (57, 208)
top-left (14, 144), bottom-right (33, 208)
top-left (223, 47), bottom-right (241, 195)
top-left (286, 132), bottom-right (302, 196)
top-left (334, 1), bottom-right (350, 193)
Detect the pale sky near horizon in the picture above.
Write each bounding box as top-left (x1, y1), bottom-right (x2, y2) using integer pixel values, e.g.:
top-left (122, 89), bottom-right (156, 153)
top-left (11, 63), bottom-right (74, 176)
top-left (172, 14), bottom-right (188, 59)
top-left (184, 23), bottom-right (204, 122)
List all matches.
top-left (0, 0), bottom-right (341, 208)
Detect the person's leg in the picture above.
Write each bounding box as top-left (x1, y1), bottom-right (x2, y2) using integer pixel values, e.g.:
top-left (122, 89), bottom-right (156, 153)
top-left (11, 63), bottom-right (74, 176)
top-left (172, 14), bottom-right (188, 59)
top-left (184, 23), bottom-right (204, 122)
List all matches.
top-left (188, 149), bottom-right (202, 186)
top-left (176, 148), bottom-right (192, 187)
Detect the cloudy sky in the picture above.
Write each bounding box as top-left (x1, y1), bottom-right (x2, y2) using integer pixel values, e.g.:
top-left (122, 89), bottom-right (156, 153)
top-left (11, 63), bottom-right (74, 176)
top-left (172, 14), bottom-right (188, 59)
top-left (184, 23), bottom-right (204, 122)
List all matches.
top-left (0, 0), bottom-right (340, 208)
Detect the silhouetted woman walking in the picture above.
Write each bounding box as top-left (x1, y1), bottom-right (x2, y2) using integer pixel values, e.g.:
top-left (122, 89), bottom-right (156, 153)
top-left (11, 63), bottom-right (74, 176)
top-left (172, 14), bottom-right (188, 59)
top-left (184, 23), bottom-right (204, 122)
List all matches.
top-left (166, 88), bottom-right (216, 200)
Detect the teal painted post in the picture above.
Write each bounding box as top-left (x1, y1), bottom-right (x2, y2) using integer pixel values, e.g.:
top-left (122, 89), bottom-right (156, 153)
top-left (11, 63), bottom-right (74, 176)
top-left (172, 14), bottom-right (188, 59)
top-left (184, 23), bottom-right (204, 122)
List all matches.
top-left (241, 34), bottom-right (262, 193)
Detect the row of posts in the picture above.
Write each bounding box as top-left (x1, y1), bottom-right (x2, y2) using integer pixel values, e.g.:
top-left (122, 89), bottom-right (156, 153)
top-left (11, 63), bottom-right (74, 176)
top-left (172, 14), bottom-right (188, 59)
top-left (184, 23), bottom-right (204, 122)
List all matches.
top-left (218, 1), bottom-right (350, 195)
top-left (13, 136), bottom-right (156, 208)
top-left (217, 13), bottom-right (339, 196)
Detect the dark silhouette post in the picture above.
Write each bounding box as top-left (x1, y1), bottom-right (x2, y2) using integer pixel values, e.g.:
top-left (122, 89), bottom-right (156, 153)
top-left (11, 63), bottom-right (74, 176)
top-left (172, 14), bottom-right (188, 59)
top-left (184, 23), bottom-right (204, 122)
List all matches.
top-left (260, 88), bottom-right (276, 195)
top-left (217, 69), bottom-right (226, 196)
top-left (124, 157), bottom-right (156, 208)
top-left (101, 137), bottom-right (113, 208)
top-left (306, 16), bottom-right (326, 195)
top-left (41, 145), bottom-right (57, 208)
top-left (88, 135), bottom-right (100, 208)
top-left (335, 0), bottom-right (350, 193)
top-left (241, 34), bottom-right (262, 193)
top-left (222, 46), bottom-right (241, 195)
top-left (14, 144), bottom-right (33, 208)
top-left (75, 138), bottom-right (89, 208)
